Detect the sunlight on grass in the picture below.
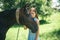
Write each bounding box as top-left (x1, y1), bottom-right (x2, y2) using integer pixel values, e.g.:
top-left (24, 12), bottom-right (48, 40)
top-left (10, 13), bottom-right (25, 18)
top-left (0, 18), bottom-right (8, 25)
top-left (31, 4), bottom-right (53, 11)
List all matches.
top-left (6, 27), bottom-right (18, 40)
top-left (6, 27), bottom-right (29, 40)
top-left (40, 13), bottom-right (60, 35)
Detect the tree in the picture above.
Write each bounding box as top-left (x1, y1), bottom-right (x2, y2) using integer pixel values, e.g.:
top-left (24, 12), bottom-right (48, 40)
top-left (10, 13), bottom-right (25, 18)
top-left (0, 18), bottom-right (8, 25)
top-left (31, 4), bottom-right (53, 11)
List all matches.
top-left (1, 0), bottom-right (16, 10)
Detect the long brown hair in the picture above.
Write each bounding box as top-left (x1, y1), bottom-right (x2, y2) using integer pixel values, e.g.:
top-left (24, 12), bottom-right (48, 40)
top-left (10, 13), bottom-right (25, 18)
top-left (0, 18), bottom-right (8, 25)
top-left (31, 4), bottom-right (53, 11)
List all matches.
top-left (30, 7), bottom-right (38, 19)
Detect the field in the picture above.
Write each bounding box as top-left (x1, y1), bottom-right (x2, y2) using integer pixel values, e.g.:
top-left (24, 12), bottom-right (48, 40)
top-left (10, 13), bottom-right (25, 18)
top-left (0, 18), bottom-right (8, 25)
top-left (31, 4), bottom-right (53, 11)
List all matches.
top-left (5, 12), bottom-right (60, 40)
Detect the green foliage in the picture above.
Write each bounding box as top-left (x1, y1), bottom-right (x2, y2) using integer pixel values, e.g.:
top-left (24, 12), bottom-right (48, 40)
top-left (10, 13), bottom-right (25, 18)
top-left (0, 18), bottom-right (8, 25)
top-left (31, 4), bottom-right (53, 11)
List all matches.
top-left (16, 0), bottom-right (26, 8)
top-left (28, 0), bottom-right (53, 20)
top-left (2, 0), bottom-right (16, 10)
top-left (46, 0), bottom-right (51, 6)
top-left (0, 0), bottom-right (57, 22)
top-left (58, 0), bottom-right (60, 3)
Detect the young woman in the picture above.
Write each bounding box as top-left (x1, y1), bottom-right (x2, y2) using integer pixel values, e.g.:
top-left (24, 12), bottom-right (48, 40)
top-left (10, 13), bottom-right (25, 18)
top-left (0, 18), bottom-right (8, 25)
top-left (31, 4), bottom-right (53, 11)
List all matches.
top-left (24, 7), bottom-right (40, 40)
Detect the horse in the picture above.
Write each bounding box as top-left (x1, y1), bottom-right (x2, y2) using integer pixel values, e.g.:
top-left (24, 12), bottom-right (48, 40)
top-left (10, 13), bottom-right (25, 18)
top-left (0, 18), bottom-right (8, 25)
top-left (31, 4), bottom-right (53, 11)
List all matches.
top-left (0, 3), bottom-right (38, 40)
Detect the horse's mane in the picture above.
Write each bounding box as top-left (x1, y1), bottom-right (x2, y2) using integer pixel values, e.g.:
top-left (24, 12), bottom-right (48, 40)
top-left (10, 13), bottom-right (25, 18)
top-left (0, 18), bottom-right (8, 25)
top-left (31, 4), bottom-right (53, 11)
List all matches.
top-left (16, 3), bottom-right (30, 24)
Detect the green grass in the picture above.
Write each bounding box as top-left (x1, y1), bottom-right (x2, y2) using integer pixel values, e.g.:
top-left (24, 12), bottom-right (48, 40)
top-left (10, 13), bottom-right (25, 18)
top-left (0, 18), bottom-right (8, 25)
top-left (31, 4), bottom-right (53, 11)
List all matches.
top-left (5, 13), bottom-right (60, 40)
top-left (40, 12), bottom-right (60, 40)
top-left (5, 27), bottom-right (28, 40)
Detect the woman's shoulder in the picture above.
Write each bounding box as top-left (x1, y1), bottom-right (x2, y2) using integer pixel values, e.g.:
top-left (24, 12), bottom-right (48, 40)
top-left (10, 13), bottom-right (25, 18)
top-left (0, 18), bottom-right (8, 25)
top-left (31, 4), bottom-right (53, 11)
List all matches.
top-left (34, 18), bottom-right (39, 21)
top-left (34, 18), bottom-right (39, 23)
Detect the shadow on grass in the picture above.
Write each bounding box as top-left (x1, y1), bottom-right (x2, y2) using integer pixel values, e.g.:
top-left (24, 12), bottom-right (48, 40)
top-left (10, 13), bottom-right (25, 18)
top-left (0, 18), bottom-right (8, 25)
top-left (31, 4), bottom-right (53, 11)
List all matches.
top-left (11, 24), bottom-right (24, 28)
top-left (51, 29), bottom-right (60, 40)
top-left (40, 29), bottom-right (60, 40)
top-left (39, 20), bottom-right (50, 25)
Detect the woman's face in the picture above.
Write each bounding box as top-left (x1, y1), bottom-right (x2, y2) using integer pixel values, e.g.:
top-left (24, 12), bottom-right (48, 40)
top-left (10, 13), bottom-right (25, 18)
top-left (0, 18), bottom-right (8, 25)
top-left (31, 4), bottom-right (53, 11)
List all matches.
top-left (29, 7), bottom-right (36, 18)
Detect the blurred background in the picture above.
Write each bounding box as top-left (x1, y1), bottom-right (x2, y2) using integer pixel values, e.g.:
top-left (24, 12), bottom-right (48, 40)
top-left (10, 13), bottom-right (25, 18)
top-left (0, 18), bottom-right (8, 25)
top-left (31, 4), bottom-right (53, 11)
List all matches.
top-left (0, 0), bottom-right (60, 40)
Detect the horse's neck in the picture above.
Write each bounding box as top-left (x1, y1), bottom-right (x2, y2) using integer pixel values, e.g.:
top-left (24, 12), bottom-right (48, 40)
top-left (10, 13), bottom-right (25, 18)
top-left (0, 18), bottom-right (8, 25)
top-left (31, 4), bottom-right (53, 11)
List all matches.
top-left (0, 9), bottom-right (17, 25)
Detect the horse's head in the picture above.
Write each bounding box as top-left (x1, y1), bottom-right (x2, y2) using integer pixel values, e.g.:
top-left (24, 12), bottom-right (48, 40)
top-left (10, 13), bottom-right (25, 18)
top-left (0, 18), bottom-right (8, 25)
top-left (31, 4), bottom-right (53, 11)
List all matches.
top-left (16, 3), bottom-right (38, 33)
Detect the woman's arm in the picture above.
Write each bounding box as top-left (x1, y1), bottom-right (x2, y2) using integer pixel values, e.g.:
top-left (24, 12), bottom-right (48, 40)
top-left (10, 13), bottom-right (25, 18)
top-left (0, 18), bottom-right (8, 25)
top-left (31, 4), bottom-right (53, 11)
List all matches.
top-left (35, 20), bottom-right (40, 40)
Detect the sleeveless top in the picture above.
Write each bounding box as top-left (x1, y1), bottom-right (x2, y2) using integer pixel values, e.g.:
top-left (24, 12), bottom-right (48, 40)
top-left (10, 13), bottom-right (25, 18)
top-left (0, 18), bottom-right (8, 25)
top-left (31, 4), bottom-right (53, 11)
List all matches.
top-left (28, 17), bottom-right (40, 40)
